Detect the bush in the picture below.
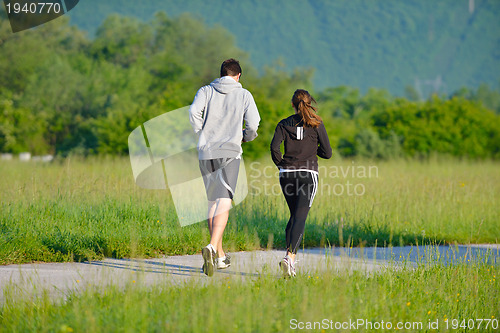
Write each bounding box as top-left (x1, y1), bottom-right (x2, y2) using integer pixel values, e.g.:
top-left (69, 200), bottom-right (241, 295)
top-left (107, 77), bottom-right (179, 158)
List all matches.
top-left (354, 128), bottom-right (402, 159)
top-left (370, 96), bottom-right (500, 159)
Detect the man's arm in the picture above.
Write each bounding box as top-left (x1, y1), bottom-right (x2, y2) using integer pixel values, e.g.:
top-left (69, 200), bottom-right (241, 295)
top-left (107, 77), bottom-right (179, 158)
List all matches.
top-left (188, 87), bottom-right (207, 134)
top-left (242, 91), bottom-right (260, 142)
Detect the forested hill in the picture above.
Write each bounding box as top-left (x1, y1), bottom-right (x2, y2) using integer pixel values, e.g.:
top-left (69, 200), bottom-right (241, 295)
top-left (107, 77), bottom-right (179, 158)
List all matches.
top-left (1, 5), bottom-right (500, 158)
top-left (66, 0), bottom-right (500, 95)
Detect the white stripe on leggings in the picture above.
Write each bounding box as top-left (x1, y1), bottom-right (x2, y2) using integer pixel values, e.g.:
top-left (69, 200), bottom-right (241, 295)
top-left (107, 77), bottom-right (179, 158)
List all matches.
top-left (309, 172), bottom-right (318, 207)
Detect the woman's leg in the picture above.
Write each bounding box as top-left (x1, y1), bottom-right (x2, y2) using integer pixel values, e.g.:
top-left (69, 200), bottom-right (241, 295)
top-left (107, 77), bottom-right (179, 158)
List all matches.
top-left (287, 190), bottom-right (312, 254)
top-left (280, 173), bottom-right (296, 254)
top-left (280, 171), bottom-right (316, 262)
top-left (281, 176), bottom-right (297, 250)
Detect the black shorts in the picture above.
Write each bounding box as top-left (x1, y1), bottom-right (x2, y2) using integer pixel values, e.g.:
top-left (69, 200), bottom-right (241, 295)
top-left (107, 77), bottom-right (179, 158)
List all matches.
top-left (199, 158), bottom-right (240, 201)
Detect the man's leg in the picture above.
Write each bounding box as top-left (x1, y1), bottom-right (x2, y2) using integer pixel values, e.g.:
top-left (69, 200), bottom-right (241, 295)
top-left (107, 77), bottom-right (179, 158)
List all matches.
top-left (202, 158), bottom-right (238, 276)
top-left (209, 198), bottom-right (232, 257)
top-left (207, 200), bottom-right (226, 257)
top-left (207, 200), bottom-right (216, 236)
top-left (202, 199), bottom-right (225, 277)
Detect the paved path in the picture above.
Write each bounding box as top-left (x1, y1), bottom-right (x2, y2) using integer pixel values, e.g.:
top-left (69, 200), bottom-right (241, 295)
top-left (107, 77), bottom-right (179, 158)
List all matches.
top-left (1, 244), bottom-right (498, 303)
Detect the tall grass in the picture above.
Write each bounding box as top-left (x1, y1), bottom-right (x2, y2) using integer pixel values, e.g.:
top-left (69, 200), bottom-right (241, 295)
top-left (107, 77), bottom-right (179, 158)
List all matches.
top-left (0, 157), bottom-right (499, 264)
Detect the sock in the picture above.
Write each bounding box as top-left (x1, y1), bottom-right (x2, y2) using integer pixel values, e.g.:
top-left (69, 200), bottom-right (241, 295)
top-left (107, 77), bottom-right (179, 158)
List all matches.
top-left (217, 256), bottom-right (226, 263)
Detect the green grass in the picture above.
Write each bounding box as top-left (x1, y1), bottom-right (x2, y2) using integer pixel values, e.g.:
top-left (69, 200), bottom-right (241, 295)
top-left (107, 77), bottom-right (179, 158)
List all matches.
top-left (0, 157), bottom-right (498, 332)
top-left (0, 156), bottom-right (499, 264)
top-left (1, 258), bottom-right (498, 332)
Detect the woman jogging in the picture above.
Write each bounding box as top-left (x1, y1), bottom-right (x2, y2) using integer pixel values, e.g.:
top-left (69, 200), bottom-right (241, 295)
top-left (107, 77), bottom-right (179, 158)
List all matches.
top-left (270, 89), bottom-right (332, 277)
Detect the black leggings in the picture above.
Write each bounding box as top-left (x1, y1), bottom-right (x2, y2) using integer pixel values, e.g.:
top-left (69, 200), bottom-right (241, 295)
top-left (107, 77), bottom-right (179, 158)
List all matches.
top-left (279, 171), bottom-right (318, 254)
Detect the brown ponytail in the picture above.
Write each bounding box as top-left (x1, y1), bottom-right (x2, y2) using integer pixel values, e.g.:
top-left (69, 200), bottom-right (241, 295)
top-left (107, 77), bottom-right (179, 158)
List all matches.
top-left (291, 89), bottom-right (322, 128)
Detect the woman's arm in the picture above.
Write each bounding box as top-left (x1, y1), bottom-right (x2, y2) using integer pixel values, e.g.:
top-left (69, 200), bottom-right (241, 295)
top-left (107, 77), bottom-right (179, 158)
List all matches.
top-left (270, 123), bottom-right (285, 166)
top-left (317, 122), bottom-right (333, 159)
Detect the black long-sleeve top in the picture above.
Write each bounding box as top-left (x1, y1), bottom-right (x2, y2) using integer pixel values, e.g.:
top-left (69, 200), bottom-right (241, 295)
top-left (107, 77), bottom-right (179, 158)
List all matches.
top-left (270, 114), bottom-right (332, 172)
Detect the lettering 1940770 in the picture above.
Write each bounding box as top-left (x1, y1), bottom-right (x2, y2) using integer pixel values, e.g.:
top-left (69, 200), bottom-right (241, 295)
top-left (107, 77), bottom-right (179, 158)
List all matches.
top-left (5, 2), bottom-right (62, 14)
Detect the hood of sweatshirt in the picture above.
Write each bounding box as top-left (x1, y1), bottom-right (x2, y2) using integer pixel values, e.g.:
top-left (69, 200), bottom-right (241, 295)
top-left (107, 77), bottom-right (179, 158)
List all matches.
top-left (280, 114), bottom-right (305, 140)
top-left (210, 76), bottom-right (242, 94)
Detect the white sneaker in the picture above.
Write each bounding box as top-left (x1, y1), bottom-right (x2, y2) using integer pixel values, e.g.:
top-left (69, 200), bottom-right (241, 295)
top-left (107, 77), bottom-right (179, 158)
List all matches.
top-left (216, 254), bottom-right (231, 269)
top-left (202, 244), bottom-right (216, 277)
top-left (279, 256), bottom-right (296, 278)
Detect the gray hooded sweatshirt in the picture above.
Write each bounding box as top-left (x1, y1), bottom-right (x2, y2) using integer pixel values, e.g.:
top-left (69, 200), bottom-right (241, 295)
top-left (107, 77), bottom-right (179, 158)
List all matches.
top-left (189, 76), bottom-right (261, 160)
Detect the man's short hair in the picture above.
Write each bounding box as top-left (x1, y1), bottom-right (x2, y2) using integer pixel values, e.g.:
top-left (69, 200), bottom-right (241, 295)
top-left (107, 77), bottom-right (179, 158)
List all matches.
top-left (220, 58), bottom-right (242, 77)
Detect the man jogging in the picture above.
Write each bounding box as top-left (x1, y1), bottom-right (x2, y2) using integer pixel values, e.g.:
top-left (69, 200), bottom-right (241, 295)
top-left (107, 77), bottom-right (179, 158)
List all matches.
top-left (189, 59), bottom-right (260, 276)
